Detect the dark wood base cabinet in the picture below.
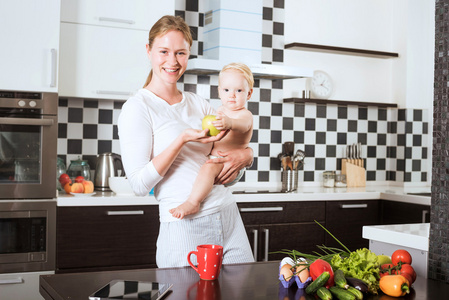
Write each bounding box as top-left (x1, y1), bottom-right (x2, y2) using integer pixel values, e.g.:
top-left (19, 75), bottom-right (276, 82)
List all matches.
top-left (237, 201), bottom-right (326, 261)
top-left (381, 201), bottom-right (430, 224)
top-left (56, 205), bottom-right (159, 273)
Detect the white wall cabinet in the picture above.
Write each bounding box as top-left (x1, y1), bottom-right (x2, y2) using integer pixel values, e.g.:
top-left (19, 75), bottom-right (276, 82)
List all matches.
top-left (58, 0), bottom-right (174, 100)
top-left (0, 0), bottom-right (60, 92)
top-left (0, 271), bottom-right (54, 300)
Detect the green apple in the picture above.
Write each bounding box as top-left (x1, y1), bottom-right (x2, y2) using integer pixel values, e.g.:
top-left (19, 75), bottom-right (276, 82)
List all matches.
top-left (377, 254), bottom-right (392, 265)
top-left (202, 115), bottom-right (221, 136)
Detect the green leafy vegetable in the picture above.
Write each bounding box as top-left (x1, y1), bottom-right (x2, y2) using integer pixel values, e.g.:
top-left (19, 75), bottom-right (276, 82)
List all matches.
top-left (331, 248), bottom-right (380, 294)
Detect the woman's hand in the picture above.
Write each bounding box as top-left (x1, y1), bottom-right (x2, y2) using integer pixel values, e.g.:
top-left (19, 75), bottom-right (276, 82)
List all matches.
top-left (182, 128), bottom-right (228, 144)
top-left (207, 147), bottom-right (254, 184)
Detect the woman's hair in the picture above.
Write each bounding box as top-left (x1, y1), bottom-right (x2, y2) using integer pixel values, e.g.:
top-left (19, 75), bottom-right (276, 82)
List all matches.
top-left (219, 62), bottom-right (255, 90)
top-left (143, 15), bottom-right (193, 87)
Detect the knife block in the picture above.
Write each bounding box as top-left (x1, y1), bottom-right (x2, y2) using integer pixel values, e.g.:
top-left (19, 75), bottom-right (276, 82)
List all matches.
top-left (341, 159), bottom-right (366, 187)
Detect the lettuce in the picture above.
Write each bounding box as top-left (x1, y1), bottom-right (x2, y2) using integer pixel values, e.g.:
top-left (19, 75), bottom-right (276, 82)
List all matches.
top-left (331, 248), bottom-right (380, 294)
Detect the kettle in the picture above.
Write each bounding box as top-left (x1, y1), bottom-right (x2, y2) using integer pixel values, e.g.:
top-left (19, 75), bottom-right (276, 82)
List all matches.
top-left (94, 152), bottom-right (125, 191)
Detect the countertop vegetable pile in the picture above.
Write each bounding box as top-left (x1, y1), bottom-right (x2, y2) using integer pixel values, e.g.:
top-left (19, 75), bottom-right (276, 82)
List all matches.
top-left (276, 221), bottom-right (416, 299)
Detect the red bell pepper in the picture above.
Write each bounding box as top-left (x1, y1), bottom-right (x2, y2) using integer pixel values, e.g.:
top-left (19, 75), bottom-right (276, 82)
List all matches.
top-left (309, 259), bottom-right (335, 288)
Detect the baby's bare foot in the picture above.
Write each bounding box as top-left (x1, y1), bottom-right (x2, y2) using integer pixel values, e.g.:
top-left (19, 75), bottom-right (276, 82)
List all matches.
top-left (170, 202), bottom-right (200, 219)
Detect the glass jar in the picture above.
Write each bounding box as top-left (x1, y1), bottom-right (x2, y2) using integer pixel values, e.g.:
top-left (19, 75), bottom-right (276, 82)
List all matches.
top-left (334, 174), bottom-right (347, 188)
top-left (67, 158), bottom-right (91, 181)
top-left (323, 171), bottom-right (335, 188)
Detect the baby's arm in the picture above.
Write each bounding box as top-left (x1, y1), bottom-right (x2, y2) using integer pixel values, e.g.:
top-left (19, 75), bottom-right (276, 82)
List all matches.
top-left (213, 110), bottom-right (253, 133)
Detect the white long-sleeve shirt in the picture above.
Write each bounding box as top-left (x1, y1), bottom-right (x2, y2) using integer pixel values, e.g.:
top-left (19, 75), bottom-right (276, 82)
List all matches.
top-left (118, 89), bottom-right (234, 222)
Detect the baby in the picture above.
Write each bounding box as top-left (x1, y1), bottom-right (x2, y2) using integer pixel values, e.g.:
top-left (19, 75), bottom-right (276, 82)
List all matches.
top-left (169, 62), bottom-right (254, 219)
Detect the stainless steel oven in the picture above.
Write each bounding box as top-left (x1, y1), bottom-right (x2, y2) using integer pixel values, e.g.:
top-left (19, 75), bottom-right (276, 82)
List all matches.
top-left (0, 200), bottom-right (56, 273)
top-left (0, 90), bottom-right (58, 199)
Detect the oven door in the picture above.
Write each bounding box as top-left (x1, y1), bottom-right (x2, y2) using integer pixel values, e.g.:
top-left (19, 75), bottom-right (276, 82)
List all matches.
top-left (0, 114), bottom-right (57, 199)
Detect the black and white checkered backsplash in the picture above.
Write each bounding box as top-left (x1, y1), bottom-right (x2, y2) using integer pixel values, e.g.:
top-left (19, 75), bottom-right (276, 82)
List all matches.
top-left (57, 0), bottom-right (429, 184)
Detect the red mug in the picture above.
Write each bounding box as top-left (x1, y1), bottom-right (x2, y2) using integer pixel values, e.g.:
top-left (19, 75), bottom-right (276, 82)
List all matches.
top-left (187, 244), bottom-right (223, 280)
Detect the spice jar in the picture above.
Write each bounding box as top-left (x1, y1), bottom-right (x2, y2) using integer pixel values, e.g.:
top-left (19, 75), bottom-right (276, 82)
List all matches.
top-left (323, 171), bottom-right (335, 188)
top-left (334, 174), bottom-right (347, 188)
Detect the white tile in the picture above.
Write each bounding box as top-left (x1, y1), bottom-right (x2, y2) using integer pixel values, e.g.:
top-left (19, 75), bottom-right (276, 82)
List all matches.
top-left (357, 120), bottom-right (368, 133)
top-left (270, 116), bottom-right (283, 130)
top-left (83, 108), bottom-right (99, 124)
top-left (98, 101), bottom-right (114, 109)
top-left (272, 7), bottom-right (285, 23)
top-left (58, 107), bottom-right (68, 123)
top-left (281, 130), bottom-right (294, 142)
top-left (304, 131), bottom-right (316, 144)
top-left (98, 124), bottom-right (113, 140)
top-left (257, 157), bottom-right (270, 169)
top-left (258, 129), bottom-right (271, 143)
top-left (82, 139), bottom-right (98, 155)
top-left (67, 124), bottom-right (83, 139)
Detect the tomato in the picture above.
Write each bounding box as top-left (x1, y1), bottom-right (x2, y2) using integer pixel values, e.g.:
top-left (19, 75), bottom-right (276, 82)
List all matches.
top-left (397, 264), bottom-right (416, 283)
top-left (391, 249), bottom-right (412, 266)
top-left (59, 173), bottom-right (72, 186)
top-left (380, 263), bottom-right (396, 277)
top-left (309, 259), bottom-right (334, 288)
top-left (399, 273), bottom-right (413, 286)
top-left (75, 176), bottom-right (85, 183)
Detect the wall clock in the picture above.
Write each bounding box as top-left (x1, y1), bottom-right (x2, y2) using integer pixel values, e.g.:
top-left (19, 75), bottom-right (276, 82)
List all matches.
top-left (308, 70), bottom-right (333, 99)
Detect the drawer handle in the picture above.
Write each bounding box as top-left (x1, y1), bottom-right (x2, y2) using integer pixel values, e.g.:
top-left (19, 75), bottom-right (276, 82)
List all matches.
top-left (263, 229), bottom-right (269, 262)
top-left (99, 17), bottom-right (135, 25)
top-left (107, 210), bottom-right (144, 216)
top-left (96, 90), bottom-right (133, 96)
top-left (340, 204), bottom-right (368, 209)
top-left (50, 48), bottom-right (57, 87)
top-left (239, 207), bottom-right (283, 213)
top-left (422, 210), bottom-right (429, 223)
top-left (252, 229), bottom-right (258, 261)
top-left (0, 278), bottom-right (23, 285)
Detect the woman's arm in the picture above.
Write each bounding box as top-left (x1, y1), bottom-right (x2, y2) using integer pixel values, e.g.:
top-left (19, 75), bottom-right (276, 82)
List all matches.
top-left (206, 147), bottom-right (254, 184)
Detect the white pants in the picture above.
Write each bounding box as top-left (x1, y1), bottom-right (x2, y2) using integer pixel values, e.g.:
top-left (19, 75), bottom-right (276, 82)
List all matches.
top-left (156, 202), bottom-right (254, 268)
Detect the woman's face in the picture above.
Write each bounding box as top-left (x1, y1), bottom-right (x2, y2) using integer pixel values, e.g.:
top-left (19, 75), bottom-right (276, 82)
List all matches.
top-left (147, 30), bottom-right (190, 85)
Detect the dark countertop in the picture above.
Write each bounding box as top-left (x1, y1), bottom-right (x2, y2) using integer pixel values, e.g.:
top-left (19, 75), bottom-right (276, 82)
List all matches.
top-left (40, 261), bottom-right (449, 300)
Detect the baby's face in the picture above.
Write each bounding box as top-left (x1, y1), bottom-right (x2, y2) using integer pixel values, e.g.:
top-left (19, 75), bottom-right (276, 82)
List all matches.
top-left (218, 70), bottom-right (252, 111)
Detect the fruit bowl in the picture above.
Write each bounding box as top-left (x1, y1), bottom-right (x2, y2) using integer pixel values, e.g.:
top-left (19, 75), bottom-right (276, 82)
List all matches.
top-left (108, 177), bottom-right (134, 195)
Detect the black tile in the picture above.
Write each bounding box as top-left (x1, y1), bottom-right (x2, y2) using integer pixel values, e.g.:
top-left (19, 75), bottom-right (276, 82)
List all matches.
top-left (405, 147), bottom-right (412, 159)
top-left (367, 171), bottom-right (376, 181)
top-left (358, 107), bottom-right (368, 120)
top-left (326, 145), bottom-right (336, 157)
top-left (421, 172), bottom-right (427, 182)
top-left (184, 83), bottom-right (197, 93)
top-left (186, 0), bottom-right (199, 12)
top-left (422, 147), bottom-right (428, 159)
top-left (348, 120), bottom-right (357, 132)
top-left (397, 159), bottom-right (405, 172)
top-left (387, 171), bottom-right (396, 181)
top-left (414, 110), bottom-right (423, 121)
top-left (59, 98), bottom-right (68, 106)
top-left (250, 130), bottom-right (258, 143)
top-left (210, 85), bottom-right (219, 99)
top-left (294, 131), bottom-right (304, 144)
top-left (303, 171), bottom-right (314, 181)
top-left (259, 116), bottom-right (271, 129)
top-left (249, 157), bottom-right (258, 170)
top-left (262, 34), bottom-right (272, 47)
top-left (377, 134), bottom-right (387, 145)
top-left (305, 118), bottom-right (315, 130)
top-left (273, 22), bottom-right (284, 35)
top-left (58, 123), bottom-right (67, 138)
top-left (272, 80), bottom-right (283, 89)
top-left (68, 107), bottom-right (83, 123)
top-left (83, 155), bottom-right (97, 171)
top-left (258, 171), bottom-right (269, 182)
top-left (404, 172), bottom-right (411, 182)
top-left (294, 104), bottom-right (305, 117)
top-left (84, 100), bottom-right (98, 108)
top-left (190, 26), bottom-right (198, 41)
top-left (412, 160), bottom-right (421, 171)
top-left (423, 122), bottom-right (428, 134)
top-left (337, 133), bottom-right (347, 145)
top-left (398, 109), bottom-right (406, 121)
top-left (271, 131), bottom-right (282, 143)
top-left (378, 108), bottom-right (387, 121)
top-left (254, 79), bottom-right (260, 88)
top-left (260, 89), bottom-right (271, 102)
top-left (198, 41), bottom-right (203, 56)
top-left (405, 122), bottom-right (413, 134)
top-left (283, 117), bottom-right (293, 130)
top-left (198, 76), bottom-right (210, 84)
top-left (304, 145), bottom-right (315, 157)
top-left (83, 124), bottom-right (97, 139)
top-left (316, 132), bottom-right (326, 144)
top-left (263, 7), bottom-right (273, 20)
top-left (413, 135), bottom-right (422, 146)
top-left (114, 101), bottom-right (124, 109)
top-left (99, 109), bottom-right (113, 124)
top-left (272, 49), bottom-right (284, 62)
top-left (259, 144), bottom-right (270, 156)
top-left (357, 133), bottom-right (367, 144)
top-left (317, 105), bottom-right (326, 118)
top-left (175, 10), bottom-right (185, 20)
top-left (397, 134), bottom-right (406, 146)
top-left (274, 0), bottom-right (285, 8)
top-left (327, 119), bottom-right (337, 131)
top-left (388, 122), bottom-right (397, 133)
top-left (368, 121), bottom-right (377, 133)
top-left (248, 102), bottom-right (259, 115)
top-left (98, 140), bottom-right (112, 154)
top-left (377, 158), bottom-right (386, 170)
top-left (315, 158), bottom-right (325, 170)
top-left (387, 146), bottom-right (397, 158)
top-left (367, 146), bottom-right (377, 158)
top-left (113, 125), bottom-right (119, 140)
top-left (337, 106), bottom-right (347, 119)
top-left (272, 103), bottom-right (282, 116)
top-left (270, 157), bottom-right (280, 170)
top-left (67, 139), bottom-right (82, 154)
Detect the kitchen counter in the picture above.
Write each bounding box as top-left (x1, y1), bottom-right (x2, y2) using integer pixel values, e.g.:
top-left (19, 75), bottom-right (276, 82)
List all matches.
top-left (56, 185), bottom-right (431, 206)
top-left (39, 261), bottom-right (449, 300)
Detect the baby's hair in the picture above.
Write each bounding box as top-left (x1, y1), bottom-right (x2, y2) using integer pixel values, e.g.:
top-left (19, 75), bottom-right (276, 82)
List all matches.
top-left (219, 62), bottom-right (254, 90)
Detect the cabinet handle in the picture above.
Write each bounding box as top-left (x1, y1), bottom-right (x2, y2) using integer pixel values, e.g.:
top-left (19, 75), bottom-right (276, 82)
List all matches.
top-left (239, 207), bottom-right (283, 213)
top-left (340, 204), bottom-right (368, 209)
top-left (99, 17), bottom-right (135, 25)
top-left (0, 278), bottom-right (23, 285)
top-left (50, 48), bottom-right (57, 87)
top-left (422, 210), bottom-right (429, 223)
top-left (0, 117), bottom-right (54, 126)
top-left (96, 90), bottom-right (132, 96)
top-left (263, 229), bottom-right (269, 262)
top-left (107, 210), bottom-right (144, 216)
top-left (252, 229), bottom-right (258, 261)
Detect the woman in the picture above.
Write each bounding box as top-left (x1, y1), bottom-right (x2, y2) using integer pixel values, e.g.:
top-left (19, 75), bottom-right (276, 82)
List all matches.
top-left (118, 15), bottom-right (254, 268)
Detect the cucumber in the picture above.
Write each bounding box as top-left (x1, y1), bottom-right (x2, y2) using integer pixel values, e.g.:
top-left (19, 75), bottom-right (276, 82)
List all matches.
top-left (329, 286), bottom-right (356, 300)
top-left (334, 269), bottom-right (349, 289)
top-left (347, 286), bottom-right (363, 300)
top-left (316, 287), bottom-right (333, 300)
top-left (305, 271), bottom-right (330, 294)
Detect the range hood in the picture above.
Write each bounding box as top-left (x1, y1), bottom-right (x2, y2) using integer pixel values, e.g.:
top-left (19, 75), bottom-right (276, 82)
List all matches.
top-left (185, 58), bottom-right (313, 80)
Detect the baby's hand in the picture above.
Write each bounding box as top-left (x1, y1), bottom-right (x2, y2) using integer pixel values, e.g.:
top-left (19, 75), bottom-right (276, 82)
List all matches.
top-left (213, 111), bottom-right (232, 130)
